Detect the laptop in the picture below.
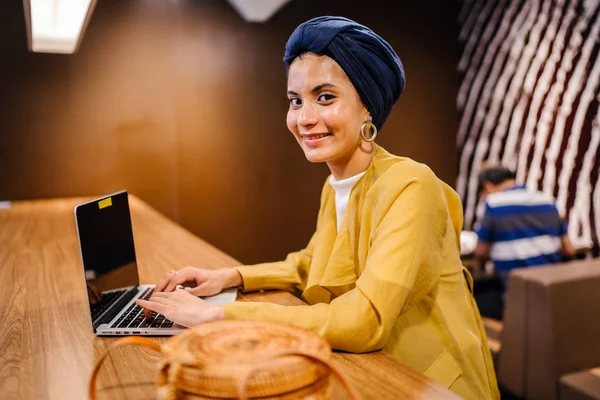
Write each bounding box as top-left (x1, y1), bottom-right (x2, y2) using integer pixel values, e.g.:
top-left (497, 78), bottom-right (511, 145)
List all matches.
top-left (74, 190), bottom-right (237, 336)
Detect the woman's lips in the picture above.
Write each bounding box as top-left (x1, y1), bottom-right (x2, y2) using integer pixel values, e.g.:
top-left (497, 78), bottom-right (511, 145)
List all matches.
top-left (302, 133), bottom-right (332, 147)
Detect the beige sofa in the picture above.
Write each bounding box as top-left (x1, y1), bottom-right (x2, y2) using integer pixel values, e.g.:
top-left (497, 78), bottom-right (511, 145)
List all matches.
top-left (560, 368), bottom-right (600, 400)
top-left (484, 259), bottom-right (600, 400)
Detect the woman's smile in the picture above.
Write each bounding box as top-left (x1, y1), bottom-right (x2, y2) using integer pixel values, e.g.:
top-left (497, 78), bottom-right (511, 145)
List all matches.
top-left (301, 132), bottom-right (333, 147)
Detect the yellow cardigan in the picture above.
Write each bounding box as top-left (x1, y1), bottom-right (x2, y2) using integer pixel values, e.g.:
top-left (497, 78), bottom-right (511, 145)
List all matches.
top-left (224, 146), bottom-right (499, 400)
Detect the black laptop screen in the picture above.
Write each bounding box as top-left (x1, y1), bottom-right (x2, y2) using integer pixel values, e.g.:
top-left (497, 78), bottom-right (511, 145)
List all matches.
top-left (75, 192), bottom-right (140, 305)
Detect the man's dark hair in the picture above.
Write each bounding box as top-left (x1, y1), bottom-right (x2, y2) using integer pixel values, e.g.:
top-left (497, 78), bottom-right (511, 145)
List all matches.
top-left (478, 167), bottom-right (516, 195)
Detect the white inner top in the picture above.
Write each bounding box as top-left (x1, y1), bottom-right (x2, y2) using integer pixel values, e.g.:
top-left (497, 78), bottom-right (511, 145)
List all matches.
top-left (329, 171), bottom-right (367, 231)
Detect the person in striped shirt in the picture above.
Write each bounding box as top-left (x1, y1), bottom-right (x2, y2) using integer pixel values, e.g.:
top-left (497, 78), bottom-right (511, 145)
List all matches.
top-left (474, 166), bottom-right (575, 288)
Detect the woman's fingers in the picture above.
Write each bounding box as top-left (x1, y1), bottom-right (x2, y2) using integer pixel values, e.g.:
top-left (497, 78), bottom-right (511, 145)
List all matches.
top-left (155, 267), bottom-right (198, 293)
top-left (137, 291), bottom-right (184, 318)
top-left (163, 275), bottom-right (189, 293)
top-left (136, 298), bottom-right (171, 318)
top-left (155, 273), bottom-right (176, 293)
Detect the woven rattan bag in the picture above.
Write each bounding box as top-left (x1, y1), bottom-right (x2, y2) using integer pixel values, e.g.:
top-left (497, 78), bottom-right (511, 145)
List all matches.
top-left (89, 320), bottom-right (361, 399)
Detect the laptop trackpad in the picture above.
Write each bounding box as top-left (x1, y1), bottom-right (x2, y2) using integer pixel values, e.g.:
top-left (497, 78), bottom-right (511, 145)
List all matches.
top-left (201, 287), bottom-right (238, 305)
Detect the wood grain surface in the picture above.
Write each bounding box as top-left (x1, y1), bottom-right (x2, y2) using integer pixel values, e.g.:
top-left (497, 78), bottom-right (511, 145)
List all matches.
top-left (0, 196), bottom-right (460, 400)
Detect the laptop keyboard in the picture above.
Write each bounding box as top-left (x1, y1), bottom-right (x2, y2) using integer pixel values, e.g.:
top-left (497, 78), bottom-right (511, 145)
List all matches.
top-left (110, 287), bottom-right (174, 329)
top-left (91, 289), bottom-right (127, 321)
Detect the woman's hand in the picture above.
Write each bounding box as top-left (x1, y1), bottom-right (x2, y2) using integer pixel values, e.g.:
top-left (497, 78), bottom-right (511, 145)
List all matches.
top-left (154, 266), bottom-right (242, 297)
top-left (139, 267), bottom-right (242, 322)
top-left (136, 288), bottom-right (224, 327)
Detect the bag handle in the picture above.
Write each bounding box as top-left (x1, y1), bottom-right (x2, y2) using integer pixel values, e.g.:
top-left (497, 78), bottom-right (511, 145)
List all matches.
top-left (236, 350), bottom-right (362, 400)
top-left (89, 336), bottom-right (162, 400)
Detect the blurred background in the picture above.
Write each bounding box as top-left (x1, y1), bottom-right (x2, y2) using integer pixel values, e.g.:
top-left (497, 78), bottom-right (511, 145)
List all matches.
top-left (0, 0), bottom-right (461, 265)
top-left (0, 0), bottom-right (598, 265)
top-left (3, 2), bottom-right (600, 398)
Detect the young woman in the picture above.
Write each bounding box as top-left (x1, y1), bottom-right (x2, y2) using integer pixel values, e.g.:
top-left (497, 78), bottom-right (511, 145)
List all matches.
top-left (137, 16), bottom-right (499, 400)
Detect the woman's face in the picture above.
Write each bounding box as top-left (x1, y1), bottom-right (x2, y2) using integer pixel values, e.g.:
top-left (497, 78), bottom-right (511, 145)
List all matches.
top-left (286, 53), bottom-right (369, 165)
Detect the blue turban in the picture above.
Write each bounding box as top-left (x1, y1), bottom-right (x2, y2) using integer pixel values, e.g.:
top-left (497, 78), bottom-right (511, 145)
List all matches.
top-left (283, 16), bottom-right (405, 131)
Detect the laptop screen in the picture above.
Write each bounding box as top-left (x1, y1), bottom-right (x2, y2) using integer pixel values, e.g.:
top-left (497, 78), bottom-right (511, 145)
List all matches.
top-left (75, 191), bottom-right (140, 309)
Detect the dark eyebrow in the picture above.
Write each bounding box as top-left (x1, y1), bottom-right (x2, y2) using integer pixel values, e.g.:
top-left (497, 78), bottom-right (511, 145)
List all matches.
top-left (311, 83), bottom-right (337, 93)
top-left (286, 83), bottom-right (338, 96)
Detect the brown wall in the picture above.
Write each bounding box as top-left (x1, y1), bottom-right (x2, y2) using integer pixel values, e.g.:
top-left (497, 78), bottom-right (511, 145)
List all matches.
top-left (0, 0), bottom-right (460, 264)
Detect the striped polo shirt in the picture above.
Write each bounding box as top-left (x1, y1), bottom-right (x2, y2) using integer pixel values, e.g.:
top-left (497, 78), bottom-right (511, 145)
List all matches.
top-left (476, 185), bottom-right (567, 271)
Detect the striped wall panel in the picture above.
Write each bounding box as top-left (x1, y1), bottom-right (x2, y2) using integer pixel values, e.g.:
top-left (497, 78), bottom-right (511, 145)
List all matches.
top-left (457, 0), bottom-right (600, 255)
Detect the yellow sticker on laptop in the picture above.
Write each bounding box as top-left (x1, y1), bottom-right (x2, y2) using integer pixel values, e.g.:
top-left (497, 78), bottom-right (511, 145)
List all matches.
top-left (98, 197), bottom-right (113, 209)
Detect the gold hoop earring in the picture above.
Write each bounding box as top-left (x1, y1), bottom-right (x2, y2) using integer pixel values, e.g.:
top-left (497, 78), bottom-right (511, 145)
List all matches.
top-left (360, 116), bottom-right (378, 142)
